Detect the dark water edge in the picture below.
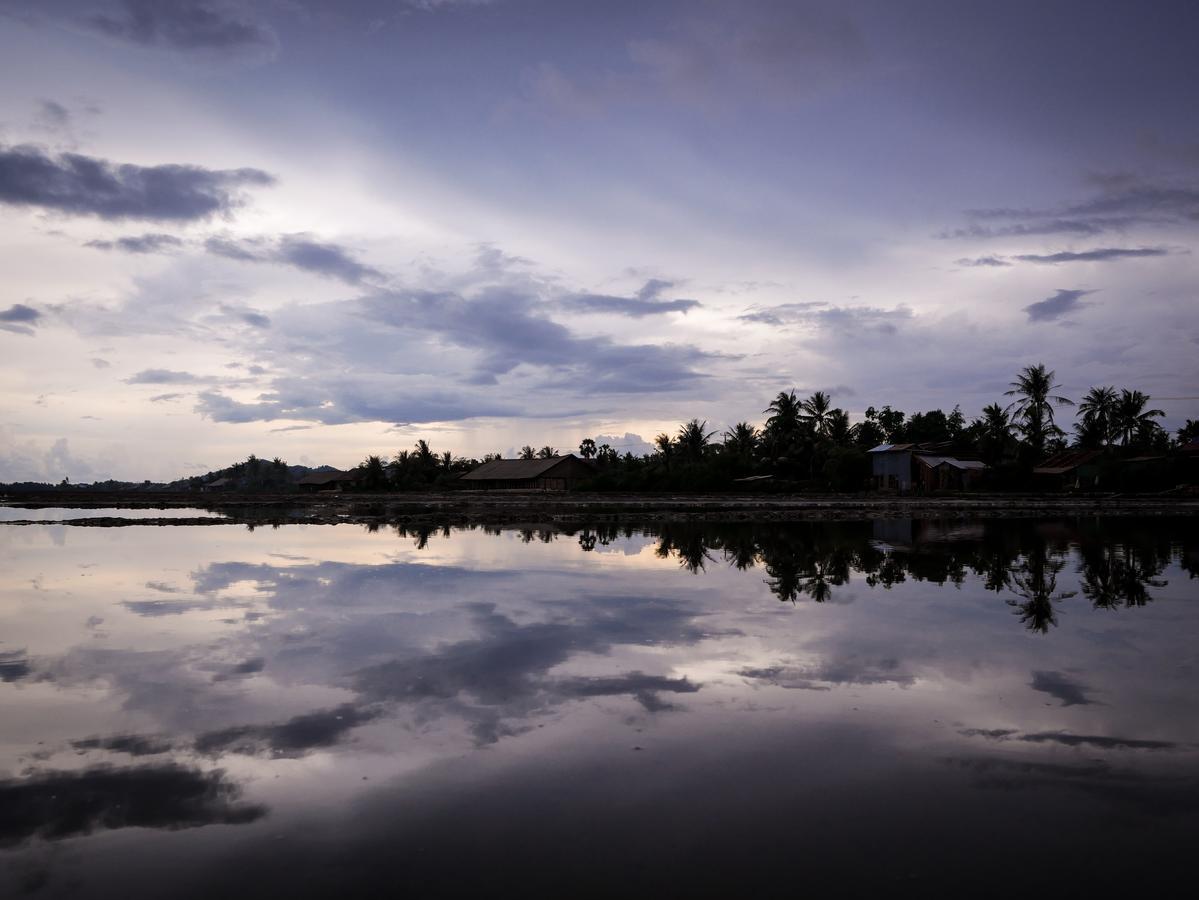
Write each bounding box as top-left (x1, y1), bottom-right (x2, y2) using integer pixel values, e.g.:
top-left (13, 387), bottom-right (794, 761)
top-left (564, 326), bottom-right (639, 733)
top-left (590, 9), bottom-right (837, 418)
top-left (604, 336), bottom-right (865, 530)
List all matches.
top-left (2, 515), bottom-right (1198, 897)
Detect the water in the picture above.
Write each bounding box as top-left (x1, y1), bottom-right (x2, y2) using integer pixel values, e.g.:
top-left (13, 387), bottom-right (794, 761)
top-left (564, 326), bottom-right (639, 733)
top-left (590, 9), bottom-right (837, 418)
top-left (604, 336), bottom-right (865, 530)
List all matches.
top-left (1, 516), bottom-right (1197, 897)
top-left (0, 507), bottom-right (224, 521)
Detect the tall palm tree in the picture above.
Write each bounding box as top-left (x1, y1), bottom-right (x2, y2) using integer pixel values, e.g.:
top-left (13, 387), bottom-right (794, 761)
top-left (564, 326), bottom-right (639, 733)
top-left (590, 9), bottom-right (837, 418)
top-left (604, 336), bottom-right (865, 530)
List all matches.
top-left (723, 422), bottom-right (758, 458)
top-left (578, 438), bottom-right (597, 459)
top-left (978, 402), bottom-right (1011, 463)
top-left (825, 409), bottom-right (852, 445)
top-left (1112, 389), bottom-right (1164, 448)
top-left (1076, 385), bottom-right (1118, 447)
top-left (764, 390), bottom-right (802, 437)
top-left (800, 391), bottom-right (834, 436)
top-left (414, 439), bottom-right (435, 467)
top-left (536, 445), bottom-right (558, 459)
top-left (519, 445), bottom-right (536, 460)
top-left (1004, 364), bottom-right (1073, 457)
top-left (675, 419), bottom-right (715, 461)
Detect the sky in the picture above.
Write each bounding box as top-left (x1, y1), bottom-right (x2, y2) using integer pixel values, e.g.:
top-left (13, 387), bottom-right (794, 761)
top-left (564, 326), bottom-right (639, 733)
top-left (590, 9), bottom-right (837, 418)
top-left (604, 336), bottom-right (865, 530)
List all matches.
top-left (1, 0), bottom-right (1197, 482)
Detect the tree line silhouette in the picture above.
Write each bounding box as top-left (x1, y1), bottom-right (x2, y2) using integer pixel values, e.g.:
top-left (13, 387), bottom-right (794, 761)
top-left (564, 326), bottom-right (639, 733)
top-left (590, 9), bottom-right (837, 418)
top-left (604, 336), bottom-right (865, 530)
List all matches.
top-left (346, 362), bottom-right (1195, 493)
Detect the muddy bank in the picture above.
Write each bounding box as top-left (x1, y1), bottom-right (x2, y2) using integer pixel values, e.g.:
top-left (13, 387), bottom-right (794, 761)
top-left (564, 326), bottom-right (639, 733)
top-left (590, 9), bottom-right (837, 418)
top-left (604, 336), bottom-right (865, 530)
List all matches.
top-left (3, 491), bottom-right (1199, 527)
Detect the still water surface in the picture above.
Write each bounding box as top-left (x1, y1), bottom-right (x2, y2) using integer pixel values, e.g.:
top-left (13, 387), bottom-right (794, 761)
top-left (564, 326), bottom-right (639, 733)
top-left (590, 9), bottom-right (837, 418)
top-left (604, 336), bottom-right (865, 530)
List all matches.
top-left (2, 516), bottom-right (1197, 896)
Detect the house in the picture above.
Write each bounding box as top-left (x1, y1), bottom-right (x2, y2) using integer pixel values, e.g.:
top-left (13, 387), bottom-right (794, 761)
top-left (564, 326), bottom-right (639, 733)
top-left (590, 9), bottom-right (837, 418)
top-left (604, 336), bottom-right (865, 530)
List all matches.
top-left (460, 455), bottom-right (596, 491)
top-left (1032, 448), bottom-right (1104, 490)
top-left (201, 476), bottom-right (236, 493)
top-left (868, 443), bottom-right (985, 493)
top-left (868, 443), bottom-right (921, 492)
top-left (296, 469), bottom-right (361, 492)
top-left (915, 455), bottom-right (988, 492)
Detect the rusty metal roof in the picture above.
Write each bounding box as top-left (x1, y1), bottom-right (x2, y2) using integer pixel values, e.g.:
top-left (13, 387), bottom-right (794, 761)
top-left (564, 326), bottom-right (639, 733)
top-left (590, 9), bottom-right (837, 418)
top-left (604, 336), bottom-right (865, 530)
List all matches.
top-left (1033, 448), bottom-right (1104, 475)
top-left (460, 455), bottom-right (588, 481)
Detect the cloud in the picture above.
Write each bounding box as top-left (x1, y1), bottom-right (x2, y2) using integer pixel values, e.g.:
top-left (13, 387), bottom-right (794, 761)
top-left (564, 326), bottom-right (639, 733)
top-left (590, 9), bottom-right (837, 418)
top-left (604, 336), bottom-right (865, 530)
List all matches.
top-left (739, 657), bottom-right (915, 690)
top-left (738, 301), bottom-right (911, 334)
top-left (1018, 731), bottom-right (1176, 751)
top-left (0, 650), bottom-right (31, 682)
top-left (86, 232), bottom-right (184, 253)
top-left (0, 303), bottom-right (42, 335)
top-left (1022, 289), bottom-right (1094, 323)
top-left (125, 369), bottom-right (207, 385)
top-left (0, 764), bottom-right (265, 846)
top-left (71, 734), bottom-right (174, 756)
top-left (122, 599), bottom-right (223, 617)
top-left (206, 233), bottom-right (385, 284)
top-left (91, 357), bottom-right (111, 368)
top-left (561, 279), bottom-right (701, 317)
top-left (1029, 669), bottom-right (1096, 706)
top-left (148, 392), bottom-right (186, 402)
top-left (194, 704), bottom-right (380, 758)
top-left (84, 0), bottom-right (278, 60)
top-left (955, 256), bottom-right (1011, 267)
top-left (1013, 247), bottom-right (1169, 264)
top-left (0, 144), bottom-right (274, 221)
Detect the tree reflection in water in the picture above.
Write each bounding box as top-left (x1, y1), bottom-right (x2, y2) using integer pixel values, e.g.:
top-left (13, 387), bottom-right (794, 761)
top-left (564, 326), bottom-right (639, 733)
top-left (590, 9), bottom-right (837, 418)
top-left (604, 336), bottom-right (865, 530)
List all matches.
top-left (382, 517), bottom-right (1197, 630)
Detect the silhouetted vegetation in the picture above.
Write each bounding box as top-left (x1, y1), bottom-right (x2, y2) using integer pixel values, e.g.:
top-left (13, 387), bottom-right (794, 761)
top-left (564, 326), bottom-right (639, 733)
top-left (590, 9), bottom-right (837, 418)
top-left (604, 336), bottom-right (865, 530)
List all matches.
top-left (3, 363), bottom-right (1195, 496)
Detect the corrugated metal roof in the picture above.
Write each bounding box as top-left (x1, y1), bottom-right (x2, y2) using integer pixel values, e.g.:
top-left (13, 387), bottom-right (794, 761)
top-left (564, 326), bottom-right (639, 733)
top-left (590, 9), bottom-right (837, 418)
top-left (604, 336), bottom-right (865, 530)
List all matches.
top-left (297, 469), bottom-right (357, 485)
top-left (460, 456), bottom-right (584, 481)
top-left (939, 458), bottom-right (987, 470)
top-left (868, 443), bottom-right (916, 453)
top-left (1033, 448), bottom-right (1103, 475)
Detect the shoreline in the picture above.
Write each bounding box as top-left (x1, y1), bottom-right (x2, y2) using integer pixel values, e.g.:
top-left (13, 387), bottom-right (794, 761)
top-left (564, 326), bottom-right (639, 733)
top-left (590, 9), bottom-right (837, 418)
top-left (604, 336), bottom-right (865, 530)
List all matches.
top-left (3, 491), bottom-right (1199, 526)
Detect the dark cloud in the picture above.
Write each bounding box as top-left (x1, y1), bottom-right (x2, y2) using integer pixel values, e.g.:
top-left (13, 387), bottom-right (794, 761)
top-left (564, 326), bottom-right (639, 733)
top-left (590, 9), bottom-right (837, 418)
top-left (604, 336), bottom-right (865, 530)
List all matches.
top-left (240, 310), bottom-right (271, 328)
top-left (125, 369), bottom-right (198, 384)
top-left (145, 580), bottom-right (182, 593)
top-left (1018, 731), bottom-right (1177, 751)
top-left (352, 597), bottom-right (709, 744)
top-left (0, 650), bottom-right (32, 682)
top-left (194, 704), bottom-right (380, 757)
top-left (955, 255), bottom-right (1011, 267)
top-left (0, 303), bottom-right (42, 336)
top-left (940, 219), bottom-right (1117, 239)
top-left (561, 279), bottom-right (701, 317)
top-left (957, 728), bottom-right (1018, 740)
top-left (85, 0), bottom-right (278, 59)
top-left (71, 734), bottom-right (174, 756)
top-left (1023, 289), bottom-right (1094, 323)
top-left (738, 301), bottom-right (910, 334)
top-left (0, 764), bottom-right (265, 846)
top-left (739, 658), bottom-right (914, 690)
top-left (1014, 247), bottom-right (1169, 264)
top-left (0, 144), bottom-right (273, 221)
top-left (1029, 669), bottom-right (1096, 706)
top-left (122, 599), bottom-right (220, 617)
top-left (194, 280), bottom-right (713, 425)
top-left (85, 232), bottom-right (184, 253)
top-left (206, 233), bottom-right (384, 284)
top-left (149, 392), bottom-right (186, 402)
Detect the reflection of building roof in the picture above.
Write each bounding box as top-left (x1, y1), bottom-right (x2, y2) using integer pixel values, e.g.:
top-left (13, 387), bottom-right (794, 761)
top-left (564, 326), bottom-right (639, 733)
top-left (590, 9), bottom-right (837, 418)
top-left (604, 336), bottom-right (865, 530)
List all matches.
top-left (1033, 448), bottom-right (1104, 475)
top-left (461, 456), bottom-right (588, 481)
top-left (296, 469), bottom-right (358, 486)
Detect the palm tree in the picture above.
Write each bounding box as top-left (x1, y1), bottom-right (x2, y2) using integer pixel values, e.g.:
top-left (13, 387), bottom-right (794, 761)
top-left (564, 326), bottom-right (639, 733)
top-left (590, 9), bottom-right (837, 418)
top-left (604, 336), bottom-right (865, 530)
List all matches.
top-left (1076, 386), bottom-right (1118, 447)
top-left (825, 409), bottom-right (852, 445)
top-left (764, 390), bottom-right (802, 437)
top-left (800, 391), bottom-right (834, 436)
top-left (414, 439), bottom-right (435, 468)
top-left (723, 422), bottom-right (758, 458)
top-left (1112, 389), bottom-right (1164, 448)
top-left (978, 402), bottom-right (1011, 464)
top-left (676, 419), bottom-right (715, 461)
top-left (519, 445), bottom-right (536, 460)
top-left (1004, 364), bottom-right (1073, 458)
top-left (578, 438), bottom-right (597, 459)
top-left (536, 445), bottom-right (558, 459)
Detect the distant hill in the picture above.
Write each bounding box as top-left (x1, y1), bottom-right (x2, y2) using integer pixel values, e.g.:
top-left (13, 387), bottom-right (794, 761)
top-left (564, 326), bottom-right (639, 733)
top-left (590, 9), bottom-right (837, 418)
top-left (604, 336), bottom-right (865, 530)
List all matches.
top-left (1, 456), bottom-right (339, 495)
